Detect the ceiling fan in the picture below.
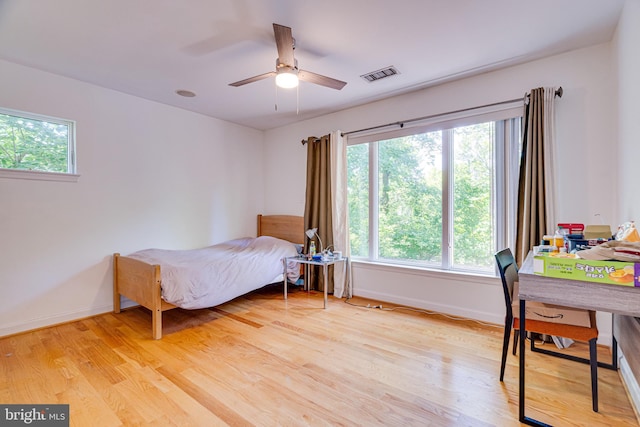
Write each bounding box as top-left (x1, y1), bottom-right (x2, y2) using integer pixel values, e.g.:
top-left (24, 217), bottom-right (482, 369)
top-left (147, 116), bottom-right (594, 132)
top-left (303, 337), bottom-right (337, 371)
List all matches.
top-left (229, 23), bottom-right (347, 90)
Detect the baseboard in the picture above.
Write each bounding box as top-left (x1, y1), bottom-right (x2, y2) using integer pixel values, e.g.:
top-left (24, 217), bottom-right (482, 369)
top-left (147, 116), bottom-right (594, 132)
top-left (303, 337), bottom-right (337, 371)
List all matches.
top-left (353, 288), bottom-right (504, 325)
top-left (352, 289), bottom-right (613, 346)
top-left (0, 304), bottom-right (112, 338)
top-left (619, 346), bottom-right (640, 422)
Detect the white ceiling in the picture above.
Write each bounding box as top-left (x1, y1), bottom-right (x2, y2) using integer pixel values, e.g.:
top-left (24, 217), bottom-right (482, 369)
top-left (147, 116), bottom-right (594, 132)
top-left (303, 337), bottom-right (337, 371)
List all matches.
top-left (0, 0), bottom-right (625, 131)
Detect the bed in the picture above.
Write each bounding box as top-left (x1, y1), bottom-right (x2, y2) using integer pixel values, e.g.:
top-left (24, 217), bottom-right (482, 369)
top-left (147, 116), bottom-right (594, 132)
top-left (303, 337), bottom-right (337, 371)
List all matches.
top-left (113, 214), bottom-right (304, 339)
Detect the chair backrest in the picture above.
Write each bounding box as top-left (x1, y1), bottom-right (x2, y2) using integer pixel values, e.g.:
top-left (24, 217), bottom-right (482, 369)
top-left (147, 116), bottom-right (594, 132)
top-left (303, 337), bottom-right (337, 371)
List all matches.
top-left (495, 248), bottom-right (519, 319)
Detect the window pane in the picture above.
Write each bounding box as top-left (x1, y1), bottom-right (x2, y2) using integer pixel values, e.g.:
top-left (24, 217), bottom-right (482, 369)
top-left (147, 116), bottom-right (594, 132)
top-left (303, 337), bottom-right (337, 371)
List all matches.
top-left (0, 111), bottom-right (72, 173)
top-left (377, 132), bottom-right (442, 263)
top-left (347, 143), bottom-right (369, 257)
top-left (346, 109), bottom-right (521, 275)
top-left (451, 122), bottom-right (494, 271)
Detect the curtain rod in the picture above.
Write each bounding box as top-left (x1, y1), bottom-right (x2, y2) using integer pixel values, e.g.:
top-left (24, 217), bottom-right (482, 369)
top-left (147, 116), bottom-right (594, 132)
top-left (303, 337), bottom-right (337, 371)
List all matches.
top-left (338, 86), bottom-right (563, 138)
top-left (301, 137), bottom-right (320, 145)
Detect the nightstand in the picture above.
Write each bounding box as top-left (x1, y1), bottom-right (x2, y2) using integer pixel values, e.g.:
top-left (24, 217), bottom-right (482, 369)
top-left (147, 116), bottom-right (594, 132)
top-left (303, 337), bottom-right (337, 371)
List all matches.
top-left (283, 255), bottom-right (348, 308)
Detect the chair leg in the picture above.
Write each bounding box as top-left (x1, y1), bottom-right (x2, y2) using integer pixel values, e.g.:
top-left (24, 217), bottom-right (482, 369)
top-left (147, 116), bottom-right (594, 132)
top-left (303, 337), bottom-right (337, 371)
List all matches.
top-left (500, 315), bottom-right (512, 382)
top-left (512, 328), bottom-right (519, 355)
top-left (589, 338), bottom-right (598, 412)
top-left (530, 333), bottom-right (536, 351)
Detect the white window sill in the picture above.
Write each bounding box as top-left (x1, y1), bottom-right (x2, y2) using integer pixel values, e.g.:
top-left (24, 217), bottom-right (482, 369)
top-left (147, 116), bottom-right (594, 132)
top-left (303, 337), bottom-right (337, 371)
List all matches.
top-left (0, 168), bottom-right (80, 182)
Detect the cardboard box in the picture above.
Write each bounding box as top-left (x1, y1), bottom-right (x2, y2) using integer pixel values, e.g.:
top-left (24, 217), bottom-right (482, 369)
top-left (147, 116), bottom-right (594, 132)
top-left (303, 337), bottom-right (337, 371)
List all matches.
top-left (512, 281), bottom-right (591, 327)
top-left (584, 225), bottom-right (612, 240)
top-left (533, 253), bottom-right (640, 287)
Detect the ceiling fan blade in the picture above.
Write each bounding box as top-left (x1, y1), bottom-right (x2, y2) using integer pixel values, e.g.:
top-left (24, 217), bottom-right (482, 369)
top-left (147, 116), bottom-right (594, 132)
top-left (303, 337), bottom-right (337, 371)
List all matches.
top-left (273, 23), bottom-right (295, 68)
top-left (229, 71), bottom-right (276, 87)
top-left (298, 69), bottom-right (347, 90)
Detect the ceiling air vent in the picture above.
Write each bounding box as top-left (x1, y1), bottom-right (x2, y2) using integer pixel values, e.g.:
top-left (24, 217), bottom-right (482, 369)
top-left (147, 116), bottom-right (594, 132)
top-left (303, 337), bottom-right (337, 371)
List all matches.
top-left (360, 66), bottom-right (400, 83)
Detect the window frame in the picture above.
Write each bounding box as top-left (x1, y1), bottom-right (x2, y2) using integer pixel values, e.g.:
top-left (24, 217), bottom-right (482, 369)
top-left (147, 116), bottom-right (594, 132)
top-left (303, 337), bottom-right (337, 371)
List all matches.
top-left (0, 107), bottom-right (78, 182)
top-left (346, 102), bottom-right (522, 274)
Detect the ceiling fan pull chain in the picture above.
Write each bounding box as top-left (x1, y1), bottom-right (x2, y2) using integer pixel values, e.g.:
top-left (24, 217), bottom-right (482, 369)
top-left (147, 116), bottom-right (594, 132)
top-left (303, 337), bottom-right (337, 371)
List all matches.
top-left (275, 84), bottom-right (278, 111)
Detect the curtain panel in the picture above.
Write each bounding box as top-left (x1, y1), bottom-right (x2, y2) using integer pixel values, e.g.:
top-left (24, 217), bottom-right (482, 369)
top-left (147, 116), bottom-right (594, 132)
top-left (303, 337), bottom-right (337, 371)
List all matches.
top-left (303, 131), bottom-right (351, 297)
top-left (515, 87), bottom-right (559, 265)
top-left (330, 131), bottom-right (351, 298)
top-left (304, 134), bottom-right (335, 293)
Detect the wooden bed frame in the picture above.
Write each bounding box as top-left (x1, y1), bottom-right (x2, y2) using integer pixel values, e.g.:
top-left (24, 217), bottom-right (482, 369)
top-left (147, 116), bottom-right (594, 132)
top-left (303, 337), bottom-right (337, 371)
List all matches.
top-left (113, 214), bottom-right (304, 339)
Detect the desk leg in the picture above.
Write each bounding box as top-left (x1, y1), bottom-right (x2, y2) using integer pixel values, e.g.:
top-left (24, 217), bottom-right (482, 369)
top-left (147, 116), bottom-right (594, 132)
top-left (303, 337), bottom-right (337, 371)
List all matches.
top-left (283, 258), bottom-right (288, 301)
top-left (343, 259), bottom-right (348, 297)
top-left (323, 263), bottom-right (328, 309)
top-left (520, 298), bottom-right (552, 427)
top-left (519, 298), bottom-right (526, 422)
top-left (305, 264), bottom-right (309, 292)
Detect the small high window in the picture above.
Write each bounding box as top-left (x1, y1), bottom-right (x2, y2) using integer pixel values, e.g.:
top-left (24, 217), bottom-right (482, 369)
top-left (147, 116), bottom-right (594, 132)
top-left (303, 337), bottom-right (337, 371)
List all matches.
top-left (0, 107), bottom-right (77, 182)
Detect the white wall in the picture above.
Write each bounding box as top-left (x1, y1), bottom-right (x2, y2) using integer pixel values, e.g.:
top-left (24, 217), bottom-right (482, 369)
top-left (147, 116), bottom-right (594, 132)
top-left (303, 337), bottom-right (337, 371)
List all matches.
top-left (616, 0), bottom-right (640, 222)
top-left (0, 59), bottom-right (264, 336)
top-left (263, 43), bottom-right (617, 343)
top-left (613, 0), bottom-right (640, 413)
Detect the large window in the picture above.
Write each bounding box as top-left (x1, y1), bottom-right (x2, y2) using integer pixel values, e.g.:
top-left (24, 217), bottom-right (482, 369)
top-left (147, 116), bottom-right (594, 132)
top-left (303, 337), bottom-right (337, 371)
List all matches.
top-left (0, 107), bottom-right (76, 179)
top-left (347, 107), bottom-right (521, 274)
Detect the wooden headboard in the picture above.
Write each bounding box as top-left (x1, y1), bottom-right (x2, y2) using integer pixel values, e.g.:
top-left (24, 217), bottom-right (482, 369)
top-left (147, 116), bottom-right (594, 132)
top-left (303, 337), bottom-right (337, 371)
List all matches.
top-left (257, 214), bottom-right (304, 245)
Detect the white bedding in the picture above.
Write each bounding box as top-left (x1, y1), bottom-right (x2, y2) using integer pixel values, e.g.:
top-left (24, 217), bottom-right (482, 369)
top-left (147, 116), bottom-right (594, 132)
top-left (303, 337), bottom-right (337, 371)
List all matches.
top-left (126, 236), bottom-right (300, 309)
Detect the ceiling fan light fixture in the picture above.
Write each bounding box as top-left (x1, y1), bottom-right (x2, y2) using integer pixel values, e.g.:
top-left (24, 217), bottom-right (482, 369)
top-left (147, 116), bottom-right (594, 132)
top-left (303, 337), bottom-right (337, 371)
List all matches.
top-left (275, 69), bottom-right (299, 89)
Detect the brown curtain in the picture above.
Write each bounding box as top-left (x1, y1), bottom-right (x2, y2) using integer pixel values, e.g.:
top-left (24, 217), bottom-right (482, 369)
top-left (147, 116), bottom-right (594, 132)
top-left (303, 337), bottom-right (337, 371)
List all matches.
top-left (515, 88), bottom-right (547, 265)
top-left (304, 134), bottom-right (334, 293)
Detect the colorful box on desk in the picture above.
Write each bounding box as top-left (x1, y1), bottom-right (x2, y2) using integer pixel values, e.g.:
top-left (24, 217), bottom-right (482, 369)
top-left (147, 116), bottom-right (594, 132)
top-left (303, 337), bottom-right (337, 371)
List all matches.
top-left (533, 253), bottom-right (640, 287)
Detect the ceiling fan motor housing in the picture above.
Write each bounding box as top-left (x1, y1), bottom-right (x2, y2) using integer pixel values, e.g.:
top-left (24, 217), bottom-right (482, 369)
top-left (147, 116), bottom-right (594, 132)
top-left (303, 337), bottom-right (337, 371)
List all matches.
top-left (276, 58), bottom-right (298, 73)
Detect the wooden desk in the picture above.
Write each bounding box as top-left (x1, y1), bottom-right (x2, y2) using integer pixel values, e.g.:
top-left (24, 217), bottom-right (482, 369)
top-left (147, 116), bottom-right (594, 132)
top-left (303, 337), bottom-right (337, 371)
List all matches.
top-left (518, 252), bottom-right (640, 426)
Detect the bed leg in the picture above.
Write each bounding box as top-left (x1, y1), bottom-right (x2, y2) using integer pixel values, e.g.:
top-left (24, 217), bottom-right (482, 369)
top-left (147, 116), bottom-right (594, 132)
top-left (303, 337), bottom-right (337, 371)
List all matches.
top-left (114, 294), bottom-right (121, 314)
top-left (113, 253), bottom-right (121, 314)
top-left (152, 309), bottom-right (162, 340)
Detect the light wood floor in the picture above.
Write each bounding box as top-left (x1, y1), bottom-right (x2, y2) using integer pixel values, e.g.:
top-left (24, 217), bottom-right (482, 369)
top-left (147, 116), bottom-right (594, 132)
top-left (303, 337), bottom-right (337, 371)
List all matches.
top-left (1, 285), bottom-right (638, 427)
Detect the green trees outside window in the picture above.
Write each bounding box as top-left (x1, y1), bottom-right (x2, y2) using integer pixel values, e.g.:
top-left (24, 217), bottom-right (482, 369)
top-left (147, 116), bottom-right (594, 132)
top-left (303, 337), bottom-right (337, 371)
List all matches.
top-left (347, 118), bottom-right (519, 273)
top-left (0, 110), bottom-right (74, 174)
